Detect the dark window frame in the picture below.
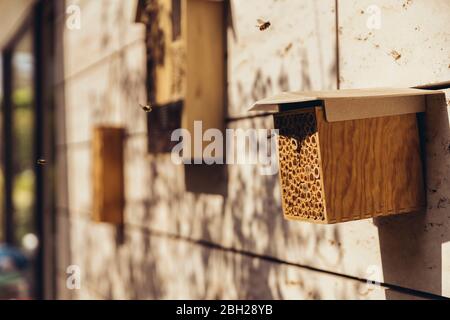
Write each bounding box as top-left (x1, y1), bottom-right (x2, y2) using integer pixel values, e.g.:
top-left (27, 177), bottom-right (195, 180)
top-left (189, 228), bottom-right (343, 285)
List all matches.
top-left (1, 0), bottom-right (55, 300)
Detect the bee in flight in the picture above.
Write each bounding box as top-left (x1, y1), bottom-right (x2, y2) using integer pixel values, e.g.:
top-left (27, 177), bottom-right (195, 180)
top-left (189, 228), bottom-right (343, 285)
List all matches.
top-left (37, 159), bottom-right (46, 165)
top-left (256, 19), bottom-right (271, 31)
top-left (139, 103), bottom-right (153, 113)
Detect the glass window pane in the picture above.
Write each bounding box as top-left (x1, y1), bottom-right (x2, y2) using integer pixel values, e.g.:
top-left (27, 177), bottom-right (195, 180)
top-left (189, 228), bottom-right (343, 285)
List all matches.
top-left (11, 30), bottom-right (36, 248)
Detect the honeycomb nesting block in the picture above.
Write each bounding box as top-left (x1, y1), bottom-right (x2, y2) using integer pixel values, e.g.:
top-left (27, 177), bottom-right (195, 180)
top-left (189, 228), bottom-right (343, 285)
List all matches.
top-left (274, 107), bottom-right (426, 223)
top-left (92, 126), bottom-right (125, 225)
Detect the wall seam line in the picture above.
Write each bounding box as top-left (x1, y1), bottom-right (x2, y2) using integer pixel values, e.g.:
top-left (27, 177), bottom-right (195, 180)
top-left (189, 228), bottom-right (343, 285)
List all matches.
top-left (53, 37), bottom-right (145, 87)
top-left (56, 207), bottom-right (448, 300)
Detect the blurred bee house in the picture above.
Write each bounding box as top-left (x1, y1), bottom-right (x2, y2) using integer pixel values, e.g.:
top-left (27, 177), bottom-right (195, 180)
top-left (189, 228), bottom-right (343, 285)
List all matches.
top-left (251, 88), bottom-right (447, 224)
top-left (136, 0), bottom-right (225, 159)
top-left (92, 126), bottom-right (125, 225)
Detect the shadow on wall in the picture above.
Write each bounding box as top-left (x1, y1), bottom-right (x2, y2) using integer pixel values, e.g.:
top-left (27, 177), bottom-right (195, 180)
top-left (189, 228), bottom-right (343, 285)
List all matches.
top-left (54, 0), bottom-right (450, 300)
top-left (55, 0), bottom-right (352, 300)
top-left (375, 93), bottom-right (450, 299)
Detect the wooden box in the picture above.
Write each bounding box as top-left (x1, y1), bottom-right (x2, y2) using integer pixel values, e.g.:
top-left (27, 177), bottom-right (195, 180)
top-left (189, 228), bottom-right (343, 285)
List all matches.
top-left (92, 126), bottom-right (125, 224)
top-left (136, 0), bottom-right (225, 160)
top-left (251, 88), bottom-right (445, 223)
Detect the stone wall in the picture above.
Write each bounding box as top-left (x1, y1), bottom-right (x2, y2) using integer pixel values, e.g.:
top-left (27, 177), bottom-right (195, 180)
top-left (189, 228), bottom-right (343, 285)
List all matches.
top-left (55, 0), bottom-right (450, 299)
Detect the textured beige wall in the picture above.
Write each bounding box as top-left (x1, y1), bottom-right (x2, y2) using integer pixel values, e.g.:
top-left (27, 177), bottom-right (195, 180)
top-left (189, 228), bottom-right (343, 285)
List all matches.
top-left (51, 0), bottom-right (449, 299)
top-left (338, 0), bottom-right (450, 88)
top-left (0, 0), bottom-right (35, 48)
top-left (338, 0), bottom-right (450, 297)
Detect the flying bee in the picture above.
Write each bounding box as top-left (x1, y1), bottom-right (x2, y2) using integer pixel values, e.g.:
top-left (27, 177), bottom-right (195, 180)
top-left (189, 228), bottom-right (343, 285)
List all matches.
top-left (256, 19), bottom-right (271, 31)
top-left (139, 103), bottom-right (153, 113)
top-left (37, 159), bottom-right (46, 165)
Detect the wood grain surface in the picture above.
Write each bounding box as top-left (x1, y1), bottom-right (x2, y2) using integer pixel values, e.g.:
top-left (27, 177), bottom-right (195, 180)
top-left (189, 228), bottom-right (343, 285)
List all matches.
top-left (316, 107), bottom-right (426, 223)
top-left (92, 126), bottom-right (125, 224)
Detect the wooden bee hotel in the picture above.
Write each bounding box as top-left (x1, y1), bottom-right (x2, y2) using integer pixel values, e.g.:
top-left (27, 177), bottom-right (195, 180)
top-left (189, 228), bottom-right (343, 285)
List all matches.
top-left (251, 88), bottom-right (445, 224)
